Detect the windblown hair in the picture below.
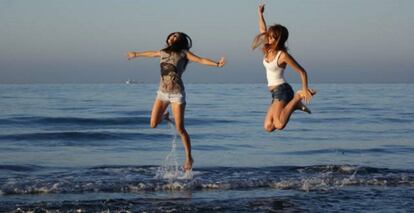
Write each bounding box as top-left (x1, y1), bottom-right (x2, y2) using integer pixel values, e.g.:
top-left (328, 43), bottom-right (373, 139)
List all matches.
top-left (162, 32), bottom-right (192, 69)
top-left (252, 24), bottom-right (289, 56)
top-left (163, 32), bottom-right (192, 53)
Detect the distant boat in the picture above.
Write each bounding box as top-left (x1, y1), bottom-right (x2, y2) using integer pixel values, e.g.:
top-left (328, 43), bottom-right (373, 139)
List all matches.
top-left (125, 79), bottom-right (138, 84)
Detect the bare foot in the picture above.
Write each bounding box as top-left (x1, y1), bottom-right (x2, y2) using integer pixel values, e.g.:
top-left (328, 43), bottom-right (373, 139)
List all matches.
top-left (297, 101), bottom-right (312, 114)
top-left (183, 156), bottom-right (194, 172)
top-left (296, 88), bottom-right (317, 99)
top-left (309, 88), bottom-right (317, 96)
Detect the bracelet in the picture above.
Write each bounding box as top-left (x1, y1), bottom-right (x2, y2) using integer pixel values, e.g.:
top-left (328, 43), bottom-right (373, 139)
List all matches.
top-left (216, 62), bottom-right (220, 67)
top-left (134, 52), bottom-right (137, 57)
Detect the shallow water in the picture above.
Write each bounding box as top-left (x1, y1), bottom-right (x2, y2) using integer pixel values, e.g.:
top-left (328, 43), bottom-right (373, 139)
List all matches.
top-left (0, 83), bottom-right (413, 212)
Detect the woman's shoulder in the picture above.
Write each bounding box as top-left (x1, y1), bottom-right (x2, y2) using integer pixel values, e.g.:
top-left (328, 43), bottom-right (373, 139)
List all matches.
top-left (159, 49), bottom-right (167, 55)
top-left (179, 50), bottom-right (189, 58)
top-left (181, 49), bottom-right (189, 55)
top-left (278, 50), bottom-right (288, 55)
top-left (278, 50), bottom-right (290, 59)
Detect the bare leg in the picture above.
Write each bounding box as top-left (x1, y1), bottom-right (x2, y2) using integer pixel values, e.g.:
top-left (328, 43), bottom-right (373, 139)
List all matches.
top-left (264, 102), bottom-right (285, 132)
top-left (273, 94), bottom-right (302, 130)
top-left (171, 103), bottom-right (193, 171)
top-left (264, 89), bottom-right (316, 132)
top-left (263, 104), bottom-right (275, 132)
top-left (150, 99), bottom-right (170, 128)
top-left (274, 89), bottom-right (317, 130)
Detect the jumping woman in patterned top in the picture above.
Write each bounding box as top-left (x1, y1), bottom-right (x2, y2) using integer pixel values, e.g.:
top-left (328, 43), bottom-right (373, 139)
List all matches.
top-left (127, 32), bottom-right (225, 171)
top-left (253, 4), bottom-right (316, 132)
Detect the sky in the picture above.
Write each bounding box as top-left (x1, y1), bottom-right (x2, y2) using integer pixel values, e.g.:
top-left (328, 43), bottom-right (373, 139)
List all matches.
top-left (0, 0), bottom-right (413, 84)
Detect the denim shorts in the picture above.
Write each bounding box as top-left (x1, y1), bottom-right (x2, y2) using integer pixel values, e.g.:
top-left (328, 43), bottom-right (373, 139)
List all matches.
top-left (271, 83), bottom-right (294, 103)
top-left (156, 90), bottom-right (186, 104)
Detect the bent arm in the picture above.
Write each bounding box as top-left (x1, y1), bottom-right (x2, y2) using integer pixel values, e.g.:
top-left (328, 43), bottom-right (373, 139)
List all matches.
top-left (127, 51), bottom-right (160, 60)
top-left (258, 4), bottom-right (267, 33)
top-left (283, 53), bottom-right (309, 90)
top-left (186, 51), bottom-right (225, 67)
top-left (281, 52), bottom-right (313, 102)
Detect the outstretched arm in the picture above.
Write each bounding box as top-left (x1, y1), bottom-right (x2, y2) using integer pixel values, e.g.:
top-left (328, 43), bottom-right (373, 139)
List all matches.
top-left (258, 4), bottom-right (267, 33)
top-left (186, 51), bottom-right (225, 68)
top-left (127, 51), bottom-right (160, 60)
top-left (280, 52), bottom-right (313, 103)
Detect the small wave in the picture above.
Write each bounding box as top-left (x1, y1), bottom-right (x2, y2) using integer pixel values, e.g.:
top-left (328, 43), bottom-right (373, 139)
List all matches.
top-left (382, 117), bottom-right (414, 124)
top-left (2, 196), bottom-right (303, 213)
top-left (193, 145), bottom-right (233, 151)
top-left (280, 148), bottom-right (400, 155)
top-left (97, 110), bottom-right (150, 116)
top-left (0, 116), bottom-right (240, 130)
top-left (0, 116), bottom-right (150, 126)
top-left (1, 165), bottom-right (413, 195)
top-left (280, 147), bottom-right (414, 155)
top-left (311, 117), bottom-right (355, 123)
top-left (185, 118), bottom-right (239, 126)
top-left (0, 164), bottom-right (44, 172)
top-left (0, 131), bottom-right (172, 142)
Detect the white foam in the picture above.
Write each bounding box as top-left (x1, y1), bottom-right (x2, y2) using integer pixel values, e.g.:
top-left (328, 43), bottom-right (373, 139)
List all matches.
top-left (155, 118), bottom-right (193, 181)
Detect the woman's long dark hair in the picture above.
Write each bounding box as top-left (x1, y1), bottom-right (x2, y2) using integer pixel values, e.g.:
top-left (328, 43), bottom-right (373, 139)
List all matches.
top-left (162, 32), bottom-right (192, 69)
top-left (252, 24), bottom-right (289, 56)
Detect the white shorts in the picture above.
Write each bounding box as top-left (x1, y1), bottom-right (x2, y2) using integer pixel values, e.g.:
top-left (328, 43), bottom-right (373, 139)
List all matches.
top-left (156, 90), bottom-right (186, 104)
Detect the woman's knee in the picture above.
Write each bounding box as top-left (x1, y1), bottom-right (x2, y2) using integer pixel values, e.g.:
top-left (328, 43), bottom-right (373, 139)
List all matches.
top-left (150, 119), bottom-right (158, 128)
top-left (273, 122), bottom-right (286, 130)
top-left (264, 123), bottom-right (276, 132)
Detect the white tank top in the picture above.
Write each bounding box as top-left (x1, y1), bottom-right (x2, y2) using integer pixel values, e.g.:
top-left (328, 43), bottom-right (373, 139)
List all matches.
top-left (263, 51), bottom-right (286, 87)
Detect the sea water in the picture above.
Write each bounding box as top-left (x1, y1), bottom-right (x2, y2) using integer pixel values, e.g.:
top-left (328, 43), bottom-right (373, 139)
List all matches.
top-left (0, 83), bottom-right (413, 212)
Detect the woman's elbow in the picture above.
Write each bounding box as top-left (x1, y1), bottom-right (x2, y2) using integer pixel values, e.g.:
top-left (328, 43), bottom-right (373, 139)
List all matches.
top-left (298, 69), bottom-right (307, 76)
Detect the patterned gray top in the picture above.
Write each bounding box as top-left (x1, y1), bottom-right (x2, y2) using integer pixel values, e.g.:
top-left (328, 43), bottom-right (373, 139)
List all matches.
top-left (159, 50), bottom-right (188, 94)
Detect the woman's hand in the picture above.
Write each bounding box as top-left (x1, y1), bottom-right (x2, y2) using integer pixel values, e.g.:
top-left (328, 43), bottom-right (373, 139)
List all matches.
top-left (217, 57), bottom-right (226, 67)
top-left (302, 89), bottom-right (312, 103)
top-left (127, 52), bottom-right (136, 60)
top-left (300, 88), bottom-right (316, 104)
top-left (258, 4), bottom-right (265, 15)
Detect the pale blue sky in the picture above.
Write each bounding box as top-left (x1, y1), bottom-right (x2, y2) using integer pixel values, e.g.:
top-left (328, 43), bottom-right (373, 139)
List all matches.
top-left (1, 0), bottom-right (413, 83)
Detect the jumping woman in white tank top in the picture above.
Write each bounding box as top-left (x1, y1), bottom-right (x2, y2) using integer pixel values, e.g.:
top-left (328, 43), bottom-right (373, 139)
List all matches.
top-left (253, 4), bottom-right (316, 132)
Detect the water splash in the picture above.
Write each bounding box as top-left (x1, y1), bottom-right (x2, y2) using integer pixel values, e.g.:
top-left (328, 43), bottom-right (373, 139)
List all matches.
top-left (340, 165), bottom-right (360, 187)
top-left (155, 113), bottom-right (192, 180)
